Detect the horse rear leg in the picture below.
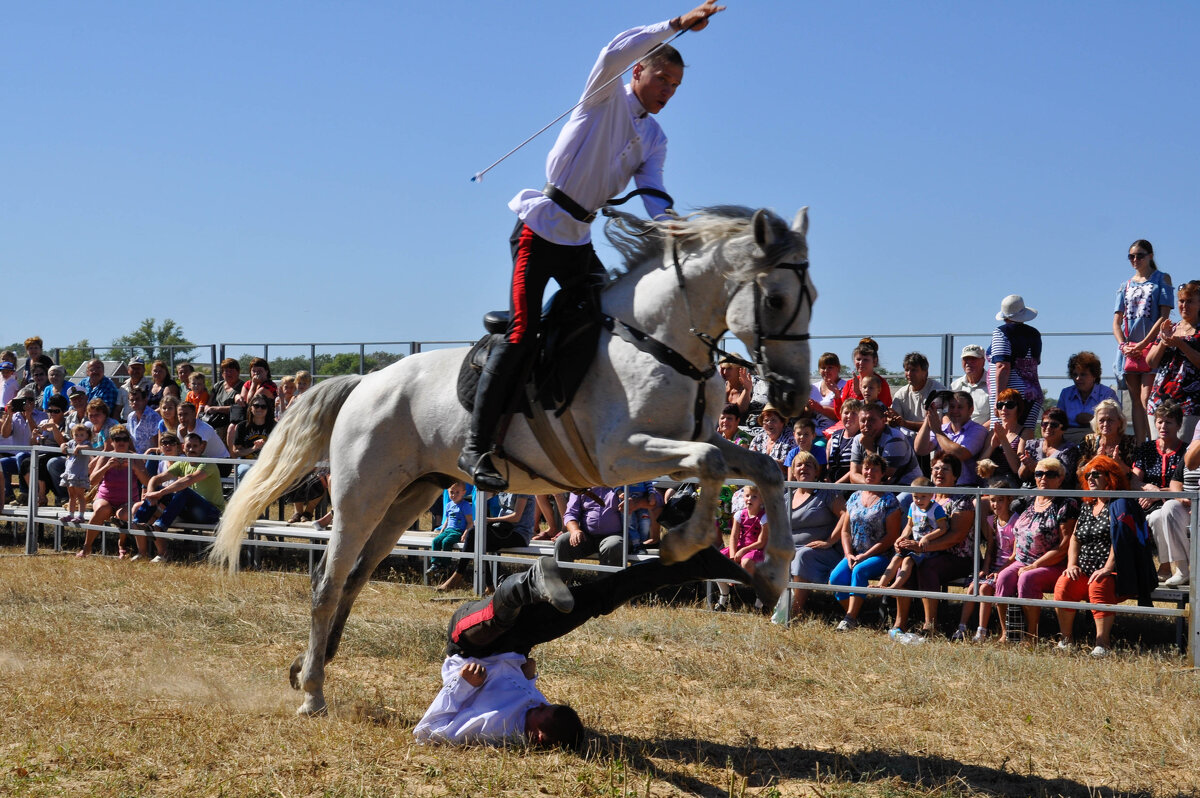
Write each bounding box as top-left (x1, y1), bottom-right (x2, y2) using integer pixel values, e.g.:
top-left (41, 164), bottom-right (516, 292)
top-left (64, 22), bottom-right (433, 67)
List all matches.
top-left (322, 480), bottom-right (443, 662)
top-left (294, 491), bottom-right (397, 716)
top-left (291, 479), bottom-right (443, 715)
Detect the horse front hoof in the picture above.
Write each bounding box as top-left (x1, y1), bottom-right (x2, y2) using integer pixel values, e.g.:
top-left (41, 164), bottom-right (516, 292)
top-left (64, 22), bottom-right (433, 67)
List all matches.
top-left (289, 654), bottom-right (304, 690)
top-left (297, 694), bottom-right (328, 717)
top-left (751, 569), bottom-right (784, 611)
top-left (658, 532), bottom-right (688, 564)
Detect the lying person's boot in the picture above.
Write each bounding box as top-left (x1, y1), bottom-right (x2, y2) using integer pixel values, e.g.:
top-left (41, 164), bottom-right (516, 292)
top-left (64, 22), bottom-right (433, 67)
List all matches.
top-left (493, 556), bottom-right (574, 622)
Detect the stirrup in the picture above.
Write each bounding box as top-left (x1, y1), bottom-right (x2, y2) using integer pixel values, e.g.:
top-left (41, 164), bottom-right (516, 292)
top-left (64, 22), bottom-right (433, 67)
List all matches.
top-left (458, 449), bottom-right (509, 492)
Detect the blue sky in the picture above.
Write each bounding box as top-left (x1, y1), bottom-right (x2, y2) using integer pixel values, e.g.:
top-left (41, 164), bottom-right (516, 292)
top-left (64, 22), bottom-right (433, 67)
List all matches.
top-left (5, 2), bottom-right (1197, 386)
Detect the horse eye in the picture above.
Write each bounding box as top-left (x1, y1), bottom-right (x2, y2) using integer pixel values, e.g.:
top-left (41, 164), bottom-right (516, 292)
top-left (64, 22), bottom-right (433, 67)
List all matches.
top-left (765, 294), bottom-right (786, 311)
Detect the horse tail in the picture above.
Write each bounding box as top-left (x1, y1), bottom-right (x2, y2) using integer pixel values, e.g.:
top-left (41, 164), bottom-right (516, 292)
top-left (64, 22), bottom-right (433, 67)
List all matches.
top-left (209, 374), bottom-right (364, 573)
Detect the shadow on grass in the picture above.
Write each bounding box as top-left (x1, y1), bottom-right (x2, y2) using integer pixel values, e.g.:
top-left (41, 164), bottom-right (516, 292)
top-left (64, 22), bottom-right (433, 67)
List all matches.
top-left (589, 733), bottom-right (1169, 798)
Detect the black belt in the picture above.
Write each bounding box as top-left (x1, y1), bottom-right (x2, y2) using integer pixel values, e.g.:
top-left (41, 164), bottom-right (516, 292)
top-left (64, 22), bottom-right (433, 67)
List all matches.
top-left (543, 182), bottom-right (675, 225)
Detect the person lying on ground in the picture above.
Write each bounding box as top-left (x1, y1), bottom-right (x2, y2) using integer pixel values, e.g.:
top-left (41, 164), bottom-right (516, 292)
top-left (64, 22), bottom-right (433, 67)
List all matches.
top-left (414, 547), bottom-right (749, 747)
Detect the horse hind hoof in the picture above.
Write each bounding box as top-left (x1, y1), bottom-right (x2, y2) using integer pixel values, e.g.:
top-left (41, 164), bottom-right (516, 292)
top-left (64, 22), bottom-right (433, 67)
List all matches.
top-left (297, 695), bottom-right (328, 717)
top-left (289, 654), bottom-right (304, 690)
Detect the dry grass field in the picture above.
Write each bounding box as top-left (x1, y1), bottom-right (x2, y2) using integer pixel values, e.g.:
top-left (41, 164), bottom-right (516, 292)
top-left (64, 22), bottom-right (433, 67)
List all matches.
top-left (1, 550), bottom-right (1198, 798)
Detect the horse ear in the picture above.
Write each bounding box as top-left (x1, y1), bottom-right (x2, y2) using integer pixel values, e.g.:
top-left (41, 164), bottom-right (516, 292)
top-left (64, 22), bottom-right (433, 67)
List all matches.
top-left (791, 207), bottom-right (809, 237)
top-left (752, 209), bottom-right (778, 255)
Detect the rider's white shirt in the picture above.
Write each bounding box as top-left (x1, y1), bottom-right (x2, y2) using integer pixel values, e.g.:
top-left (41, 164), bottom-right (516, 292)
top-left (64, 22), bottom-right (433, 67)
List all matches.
top-left (509, 21), bottom-right (674, 247)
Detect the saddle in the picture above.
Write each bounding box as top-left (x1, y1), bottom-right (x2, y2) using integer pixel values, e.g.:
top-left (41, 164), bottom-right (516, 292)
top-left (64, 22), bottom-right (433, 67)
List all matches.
top-left (456, 285), bottom-right (602, 419)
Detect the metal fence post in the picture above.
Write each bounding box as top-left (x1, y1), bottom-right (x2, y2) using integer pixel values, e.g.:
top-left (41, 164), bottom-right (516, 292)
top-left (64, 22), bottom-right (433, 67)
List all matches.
top-left (940, 333), bottom-right (955, 388)
top-left (25, 448), bottom-right (38, 555)
top-left (1191, 490), bottom-right (1199, 667)
top-left (473, 489), bottom-right (486, 596)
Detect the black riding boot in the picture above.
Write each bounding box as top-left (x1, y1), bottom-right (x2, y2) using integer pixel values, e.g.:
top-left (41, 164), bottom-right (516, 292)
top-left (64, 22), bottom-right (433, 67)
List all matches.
top-left (493, 556), bottom-right (574, 621)
top-left (450, 557), bottom-right (573, 652)
top-left (458, 341), bottom-right (527, 491)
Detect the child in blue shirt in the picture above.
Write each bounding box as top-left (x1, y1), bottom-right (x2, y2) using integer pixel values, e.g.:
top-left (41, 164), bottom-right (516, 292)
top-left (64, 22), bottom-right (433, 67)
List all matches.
top-left (877, 478), bottom-right (947, 589)
top-left (430, 482), bottom-right (475, 573)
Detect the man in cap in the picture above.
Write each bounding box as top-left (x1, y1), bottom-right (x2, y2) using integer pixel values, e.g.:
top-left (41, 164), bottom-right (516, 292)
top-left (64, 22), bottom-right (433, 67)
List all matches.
top-left (950, 344), bottom-right (991, 426)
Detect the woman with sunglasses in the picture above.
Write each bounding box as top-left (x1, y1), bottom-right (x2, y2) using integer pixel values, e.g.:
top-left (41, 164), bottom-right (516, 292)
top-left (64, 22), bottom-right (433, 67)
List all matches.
top-left (26, 394), bottom-right (70, 505)
top-left (983, 388), bottom-right (1028, 484)
top-left (1113, 239), bottom-right (1173, 443)
top-left (1053, 456), bottom-right (1157, 656)
top-left (1078, 399), bottom-right (1137, 474)
top-left (1020, 407), bottom-right (1080, 491)
top-left (77, 425), bottom-right (151, 558)
top-left (1146, 280), bottom-right (1200, 442)
top-left (994, 458), bottom-right (1079, 644)
top-left (227, 397), bottom-right (276, 482)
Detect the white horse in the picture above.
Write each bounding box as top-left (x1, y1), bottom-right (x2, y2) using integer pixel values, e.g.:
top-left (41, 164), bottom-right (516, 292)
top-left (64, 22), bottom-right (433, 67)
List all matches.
top-left (211, 205), bottom-right (815, 716)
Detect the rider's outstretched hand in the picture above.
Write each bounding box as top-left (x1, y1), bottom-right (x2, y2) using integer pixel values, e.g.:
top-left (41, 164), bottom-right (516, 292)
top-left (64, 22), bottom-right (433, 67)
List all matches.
top-left (673, 1), bottom-right (726, 32)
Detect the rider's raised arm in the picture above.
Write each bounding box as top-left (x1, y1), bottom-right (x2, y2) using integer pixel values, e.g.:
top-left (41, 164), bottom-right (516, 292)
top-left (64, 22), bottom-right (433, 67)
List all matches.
top-left (580, 22), bottom-right (676, 109)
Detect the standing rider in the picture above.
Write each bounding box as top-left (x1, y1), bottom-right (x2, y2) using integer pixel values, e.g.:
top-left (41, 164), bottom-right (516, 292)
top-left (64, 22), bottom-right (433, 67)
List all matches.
top-left (459, 2), bottom-right (726, 491)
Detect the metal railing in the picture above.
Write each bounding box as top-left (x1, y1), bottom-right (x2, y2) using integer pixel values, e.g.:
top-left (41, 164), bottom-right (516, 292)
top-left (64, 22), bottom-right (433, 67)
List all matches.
top-left (3, 442), bottom-right (1194, 663)
top-left (38, 329), bottom-right (1122, 394)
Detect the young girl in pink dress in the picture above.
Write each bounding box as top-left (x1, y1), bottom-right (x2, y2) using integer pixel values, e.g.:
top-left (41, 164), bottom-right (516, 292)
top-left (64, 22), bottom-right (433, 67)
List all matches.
top-left (714, 485), bottom-right (769, 611)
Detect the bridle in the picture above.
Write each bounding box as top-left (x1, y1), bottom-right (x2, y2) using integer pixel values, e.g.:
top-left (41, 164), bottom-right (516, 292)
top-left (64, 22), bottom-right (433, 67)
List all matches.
top-left (599, 228), bottom-right (814, 440)
top-left (673, 237), bottom-right (813, 394)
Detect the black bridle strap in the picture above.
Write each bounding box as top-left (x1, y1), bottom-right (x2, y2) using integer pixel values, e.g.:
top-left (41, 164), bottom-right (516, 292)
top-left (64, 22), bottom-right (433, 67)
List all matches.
top-left (601, 313), bottom-right (715, 441)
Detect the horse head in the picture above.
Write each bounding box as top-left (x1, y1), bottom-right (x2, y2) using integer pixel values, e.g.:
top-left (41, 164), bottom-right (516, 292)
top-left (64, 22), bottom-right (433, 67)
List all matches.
top-left (603, 205), bottom-right (816, 418)
top-left (726, 207), bottom-right (815, 418)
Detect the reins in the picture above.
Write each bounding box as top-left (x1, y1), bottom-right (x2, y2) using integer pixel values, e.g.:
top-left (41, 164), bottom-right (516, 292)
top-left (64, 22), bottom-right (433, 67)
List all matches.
top-left (597, 217), bottom-right (814, 440)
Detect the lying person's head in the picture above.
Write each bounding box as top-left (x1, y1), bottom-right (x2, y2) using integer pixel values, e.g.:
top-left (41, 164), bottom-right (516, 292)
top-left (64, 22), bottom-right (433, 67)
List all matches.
top-left (524, 703), bottom-right (583, 748)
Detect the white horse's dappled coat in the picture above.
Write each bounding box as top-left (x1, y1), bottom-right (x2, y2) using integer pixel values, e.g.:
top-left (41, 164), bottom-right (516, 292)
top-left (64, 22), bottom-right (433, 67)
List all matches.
top-left (211, 206), bottom-right (815, 715)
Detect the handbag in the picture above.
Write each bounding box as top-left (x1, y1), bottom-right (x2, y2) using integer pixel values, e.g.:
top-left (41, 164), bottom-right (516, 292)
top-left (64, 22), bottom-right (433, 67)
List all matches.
top-left (1121, 279), bottom-right (1152, 373)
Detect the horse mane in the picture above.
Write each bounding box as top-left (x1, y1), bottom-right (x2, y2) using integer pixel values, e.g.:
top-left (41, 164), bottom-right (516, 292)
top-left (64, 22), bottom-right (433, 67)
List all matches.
top-left (603, 205), bottom-right (793, 284)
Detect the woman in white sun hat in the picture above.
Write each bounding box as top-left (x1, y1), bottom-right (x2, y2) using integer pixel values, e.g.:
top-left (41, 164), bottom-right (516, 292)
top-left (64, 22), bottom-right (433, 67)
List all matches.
top-left (988, 295), bottom-right (1043, 436)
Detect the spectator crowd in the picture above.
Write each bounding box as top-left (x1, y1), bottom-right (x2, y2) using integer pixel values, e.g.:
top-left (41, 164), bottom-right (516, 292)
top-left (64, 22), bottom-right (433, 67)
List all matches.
top-left (1, 240), bottom-right (1193, 654)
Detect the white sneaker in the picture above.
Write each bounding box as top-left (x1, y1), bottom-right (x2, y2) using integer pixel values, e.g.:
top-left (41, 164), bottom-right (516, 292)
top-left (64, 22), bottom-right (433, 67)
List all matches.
top-left (150, 555), bottom-right (168, 564)
top-left (1055, 639), bottom-right (1072, 650)
top-left (972, 627), bottom-right (989, 643)
top-left (1164, 570), bottom-right (1189, 587)
top-left (1090, 645), bottom-right (1109, 658)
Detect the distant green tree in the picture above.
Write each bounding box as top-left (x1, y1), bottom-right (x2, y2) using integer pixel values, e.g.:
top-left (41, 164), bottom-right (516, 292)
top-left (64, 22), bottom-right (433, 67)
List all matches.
top-left (268, 355), bottom-right (316, 377)
top-left (318, 351), bottom-right (403, 376)
top-left (110, 319), bottom-right (194, 364)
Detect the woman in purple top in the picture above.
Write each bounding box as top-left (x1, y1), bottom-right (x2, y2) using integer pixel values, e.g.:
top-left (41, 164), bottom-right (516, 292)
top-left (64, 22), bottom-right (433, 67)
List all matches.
top-left (994, 458), bottom-right (1079, 643)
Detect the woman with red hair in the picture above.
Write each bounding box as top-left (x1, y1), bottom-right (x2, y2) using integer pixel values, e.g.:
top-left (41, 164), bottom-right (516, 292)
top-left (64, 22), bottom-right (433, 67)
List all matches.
top-left (1053, 455), bottom-right (1157, 656)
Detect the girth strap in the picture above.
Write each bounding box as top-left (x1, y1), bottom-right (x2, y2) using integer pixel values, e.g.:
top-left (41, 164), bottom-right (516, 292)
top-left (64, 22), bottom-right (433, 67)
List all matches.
top-left (600, 314), bottom-right (715, 441)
